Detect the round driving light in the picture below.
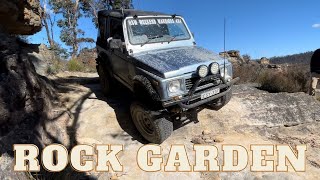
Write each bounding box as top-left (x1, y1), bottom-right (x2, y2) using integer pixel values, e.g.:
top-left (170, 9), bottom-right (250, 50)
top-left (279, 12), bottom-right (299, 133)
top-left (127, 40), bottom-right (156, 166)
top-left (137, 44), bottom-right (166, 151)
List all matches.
top-left (197, 65), bottom-right (208, 78)
top-left (209, 63), bottom-right (219, 74)
top-left (168, 80), bottom-right (181, 93)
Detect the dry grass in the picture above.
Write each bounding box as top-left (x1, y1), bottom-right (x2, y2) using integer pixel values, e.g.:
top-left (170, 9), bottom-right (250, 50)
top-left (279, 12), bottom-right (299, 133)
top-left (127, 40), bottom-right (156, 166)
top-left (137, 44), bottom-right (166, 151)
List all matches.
top-left (234, 63), bottom-right (310, 93)
top-left (233, 63), bottom-right (263, 83)
top-left (258, 68), bottom-right (310, 93)
top-left (65, 59), bottom-right (96, 73)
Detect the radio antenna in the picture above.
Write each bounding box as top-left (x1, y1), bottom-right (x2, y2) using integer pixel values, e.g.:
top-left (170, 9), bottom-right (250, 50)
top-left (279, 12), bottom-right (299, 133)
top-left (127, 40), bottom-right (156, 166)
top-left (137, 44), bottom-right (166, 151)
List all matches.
top-left (223, 18), bottom-right (226, 80)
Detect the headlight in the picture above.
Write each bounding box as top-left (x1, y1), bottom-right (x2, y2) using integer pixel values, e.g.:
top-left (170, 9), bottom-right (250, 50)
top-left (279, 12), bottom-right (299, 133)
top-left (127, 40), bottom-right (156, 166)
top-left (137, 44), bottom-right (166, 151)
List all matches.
top-left (197, 65), bottom-right (208, 78)
top-left (168, 80), bottom-right (181, 93)
top-left (220, 64), bottom-right (233, 80)
top-left (209, 63), bottom-right (219, 74)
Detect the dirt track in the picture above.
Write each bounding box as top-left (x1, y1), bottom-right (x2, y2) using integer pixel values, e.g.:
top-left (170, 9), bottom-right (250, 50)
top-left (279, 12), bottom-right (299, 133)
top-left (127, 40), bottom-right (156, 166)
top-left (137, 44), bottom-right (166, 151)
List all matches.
top-left (50, 72), bottom-right (320, 180)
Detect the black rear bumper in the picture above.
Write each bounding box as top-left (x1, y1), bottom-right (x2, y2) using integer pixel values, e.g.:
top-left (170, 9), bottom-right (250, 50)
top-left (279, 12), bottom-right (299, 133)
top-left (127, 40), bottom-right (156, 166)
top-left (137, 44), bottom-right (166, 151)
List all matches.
top-left (163, 77), bottom-right (239, 110)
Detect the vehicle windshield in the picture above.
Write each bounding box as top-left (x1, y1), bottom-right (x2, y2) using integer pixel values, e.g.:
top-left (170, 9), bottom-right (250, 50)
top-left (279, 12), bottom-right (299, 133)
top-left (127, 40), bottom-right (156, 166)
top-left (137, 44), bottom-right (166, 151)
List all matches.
top-left (126, 17), bottom-right (191, 45)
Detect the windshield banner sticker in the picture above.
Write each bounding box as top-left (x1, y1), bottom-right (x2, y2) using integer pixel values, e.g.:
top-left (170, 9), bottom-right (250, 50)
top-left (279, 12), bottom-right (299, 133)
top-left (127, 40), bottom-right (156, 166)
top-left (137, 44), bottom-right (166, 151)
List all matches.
top-left (128, 18), bottom-right (183, 26)
top-left (138, 19), bottom-right (157, 25)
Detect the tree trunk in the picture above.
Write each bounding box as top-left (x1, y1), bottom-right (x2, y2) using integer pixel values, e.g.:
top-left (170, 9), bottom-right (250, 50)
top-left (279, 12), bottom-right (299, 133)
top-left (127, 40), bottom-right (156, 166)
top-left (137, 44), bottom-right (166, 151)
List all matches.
top-left (43, 17), bottom-right (54, 47)
top-left (72, 39), bottom-right (78, 59)
top-left (71, 0), bottom-right (79, 59)
top-left (40, 2), bottom-right (54, 47)
top-left (48, 15), bottom-right (55, 45)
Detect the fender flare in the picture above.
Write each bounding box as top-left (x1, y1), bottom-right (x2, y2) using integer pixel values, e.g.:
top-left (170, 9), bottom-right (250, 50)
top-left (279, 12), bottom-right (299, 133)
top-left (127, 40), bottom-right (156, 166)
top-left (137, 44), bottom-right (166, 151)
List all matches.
top-left (133, 75), bottom-right (160, 102)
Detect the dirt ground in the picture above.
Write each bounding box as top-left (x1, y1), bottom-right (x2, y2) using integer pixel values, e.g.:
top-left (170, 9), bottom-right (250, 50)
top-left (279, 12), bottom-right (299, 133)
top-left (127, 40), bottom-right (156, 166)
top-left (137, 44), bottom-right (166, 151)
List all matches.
top-left (48, 72), bottom-right (320, 180)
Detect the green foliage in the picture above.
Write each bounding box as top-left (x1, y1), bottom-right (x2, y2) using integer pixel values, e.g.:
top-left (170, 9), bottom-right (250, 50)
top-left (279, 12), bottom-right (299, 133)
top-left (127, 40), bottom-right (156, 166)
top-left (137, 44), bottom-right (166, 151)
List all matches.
top-left (67, 59), bottom-right (85, 72)
top-left (80, 0), bottom-right (111, 27)
top-left (112, 0), bottom-right (133, 9)
top-left (46, 61), bottom-right (64, 75)
top-left (80, 0), bottom-right (133, 28)
top-left (49, 43), bottom-right (69, 59)
top-left (49, 0), bottom-right (95, 57)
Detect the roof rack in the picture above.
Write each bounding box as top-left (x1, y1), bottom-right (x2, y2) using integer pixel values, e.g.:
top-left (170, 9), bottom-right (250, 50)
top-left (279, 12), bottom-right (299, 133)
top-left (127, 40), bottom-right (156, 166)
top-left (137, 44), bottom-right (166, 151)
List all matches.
top-left (98, 9), bottom-right (172, 18)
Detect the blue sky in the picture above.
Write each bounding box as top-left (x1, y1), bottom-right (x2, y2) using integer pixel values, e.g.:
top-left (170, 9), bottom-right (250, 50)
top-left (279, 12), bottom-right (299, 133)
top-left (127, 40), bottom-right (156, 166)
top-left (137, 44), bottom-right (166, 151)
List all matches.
top-left (30, 0), bottom-right (320, 59)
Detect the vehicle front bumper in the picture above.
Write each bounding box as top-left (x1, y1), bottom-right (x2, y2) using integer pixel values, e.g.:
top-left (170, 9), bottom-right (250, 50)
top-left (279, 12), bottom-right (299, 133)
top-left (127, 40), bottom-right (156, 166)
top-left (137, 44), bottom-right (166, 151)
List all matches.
top-left (162, 77), bottom-right (240, 110)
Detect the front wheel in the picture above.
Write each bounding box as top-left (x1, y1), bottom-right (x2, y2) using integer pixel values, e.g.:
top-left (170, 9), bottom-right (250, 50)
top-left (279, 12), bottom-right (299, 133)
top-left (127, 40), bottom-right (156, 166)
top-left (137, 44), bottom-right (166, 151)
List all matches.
top-left (130, 102), bottom-right (173, 144)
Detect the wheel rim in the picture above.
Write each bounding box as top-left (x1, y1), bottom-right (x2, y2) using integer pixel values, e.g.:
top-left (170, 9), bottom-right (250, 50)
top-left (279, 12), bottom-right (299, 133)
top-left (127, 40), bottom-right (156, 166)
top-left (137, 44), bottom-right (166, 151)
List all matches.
top-left (135, 111), bottom-right (154, 136)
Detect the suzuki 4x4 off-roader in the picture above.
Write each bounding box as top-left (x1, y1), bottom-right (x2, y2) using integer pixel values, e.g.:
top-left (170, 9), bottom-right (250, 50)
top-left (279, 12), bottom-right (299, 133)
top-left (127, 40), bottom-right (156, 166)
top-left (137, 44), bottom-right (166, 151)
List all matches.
top-left (96, 9), bottom-right (239, 144)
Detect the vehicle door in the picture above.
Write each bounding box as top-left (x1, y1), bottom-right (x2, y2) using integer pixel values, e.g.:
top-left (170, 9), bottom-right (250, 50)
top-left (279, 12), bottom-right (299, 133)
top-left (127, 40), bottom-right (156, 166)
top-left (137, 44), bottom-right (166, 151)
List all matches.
top-left (108, 17), bottom-right (130, 84)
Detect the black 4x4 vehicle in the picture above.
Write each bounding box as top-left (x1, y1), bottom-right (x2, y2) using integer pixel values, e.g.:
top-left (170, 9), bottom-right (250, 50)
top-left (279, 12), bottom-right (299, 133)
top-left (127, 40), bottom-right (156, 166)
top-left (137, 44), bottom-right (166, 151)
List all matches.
top-left (96, 9), bottom-right (239, 144)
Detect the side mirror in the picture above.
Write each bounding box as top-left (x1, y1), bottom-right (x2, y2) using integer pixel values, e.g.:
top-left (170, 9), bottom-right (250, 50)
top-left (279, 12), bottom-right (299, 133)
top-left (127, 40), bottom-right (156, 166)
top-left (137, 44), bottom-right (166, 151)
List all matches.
top-left (109, 39), bottom-right (123, 49)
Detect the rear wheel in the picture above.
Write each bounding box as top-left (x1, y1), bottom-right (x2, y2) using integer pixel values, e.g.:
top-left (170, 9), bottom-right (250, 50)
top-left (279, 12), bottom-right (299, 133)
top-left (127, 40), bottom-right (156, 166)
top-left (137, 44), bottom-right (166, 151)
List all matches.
top-left (207, 88), bottom-right (232, 110)
top-left (130, 102), bottom-right (173, 144)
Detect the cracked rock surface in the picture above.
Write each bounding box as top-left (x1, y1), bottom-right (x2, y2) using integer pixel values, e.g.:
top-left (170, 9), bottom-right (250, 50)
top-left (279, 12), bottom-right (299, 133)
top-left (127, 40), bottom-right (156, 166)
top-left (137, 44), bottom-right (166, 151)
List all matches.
top-left (32, 74), bottom-right (319, 180)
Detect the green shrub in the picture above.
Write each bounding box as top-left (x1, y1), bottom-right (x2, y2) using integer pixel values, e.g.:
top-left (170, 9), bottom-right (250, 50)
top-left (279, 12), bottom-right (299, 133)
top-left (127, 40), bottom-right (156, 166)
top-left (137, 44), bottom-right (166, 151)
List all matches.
top-left (46, 60), bottom-right (65, 75)
top-left (67, 59), bottom-right (85, 72)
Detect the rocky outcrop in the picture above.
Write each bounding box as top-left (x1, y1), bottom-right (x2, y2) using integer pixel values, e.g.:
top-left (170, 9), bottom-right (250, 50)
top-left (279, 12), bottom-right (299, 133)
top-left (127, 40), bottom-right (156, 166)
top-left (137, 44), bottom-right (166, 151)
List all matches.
top-left (0, 0), bottom-right (41, 34)
top-left (260, 57), bottom-right (270, 65)
top-left (259, 57), bottom-right (282, 69)
top-left (0, 32), bottom-right (55, 128)
top-left (220, 50), bottom-right (246, 64)
top-left (34, 76), bottom-right (320, 179)
top-left (0, 32), bottom-right (57, 178)
top-left (226, 50), bottom-right (241, 58)
top-left (77, 48), bottom-right (97, 67)
top-left (25, 43), bottom-right (57, 76)
top-left (0, 1), bottom-right (68, 179)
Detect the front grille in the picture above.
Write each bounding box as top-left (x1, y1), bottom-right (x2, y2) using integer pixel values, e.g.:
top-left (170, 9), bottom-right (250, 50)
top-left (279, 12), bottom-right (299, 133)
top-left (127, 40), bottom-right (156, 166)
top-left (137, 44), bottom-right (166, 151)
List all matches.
top-left (185, 76), bottom-right (221, 92)
top-left (185, 78), bottom-right (195, 90)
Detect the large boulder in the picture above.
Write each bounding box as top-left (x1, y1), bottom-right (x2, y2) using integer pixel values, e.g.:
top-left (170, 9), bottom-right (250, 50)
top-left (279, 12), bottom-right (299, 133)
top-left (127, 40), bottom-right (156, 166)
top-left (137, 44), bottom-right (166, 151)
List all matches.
top-left (220, 50), bottom-right (246, 64)
top-left (0, 0), bottom-right (41, 34)
top-left (260, 57), bottom-right (270, 65)
top-left (0, 33), bottom-right (55, 126)
top-left (25, 43), bottom-right (57, 76)
top-left (227, 50), bottom-right (241, 58)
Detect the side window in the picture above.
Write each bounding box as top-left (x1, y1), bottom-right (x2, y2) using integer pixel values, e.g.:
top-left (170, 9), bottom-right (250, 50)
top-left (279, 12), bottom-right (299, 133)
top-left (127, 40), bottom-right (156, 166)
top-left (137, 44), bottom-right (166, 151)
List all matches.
top-left (110, 18), bottom-right (124, 41)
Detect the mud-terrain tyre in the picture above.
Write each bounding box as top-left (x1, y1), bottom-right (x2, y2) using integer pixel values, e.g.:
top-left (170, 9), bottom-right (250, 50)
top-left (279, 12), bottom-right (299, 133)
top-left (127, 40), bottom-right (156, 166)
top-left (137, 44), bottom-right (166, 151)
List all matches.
top-left (130, 102), bottom-right (173, 144)
top-left (207, 88), bottom-right (232, 110)
top-left (97, 64), bottom-right (113, 96)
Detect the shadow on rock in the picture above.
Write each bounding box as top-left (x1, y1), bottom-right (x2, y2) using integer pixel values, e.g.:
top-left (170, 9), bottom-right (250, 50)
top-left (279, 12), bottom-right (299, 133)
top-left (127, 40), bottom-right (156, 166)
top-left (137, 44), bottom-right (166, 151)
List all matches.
top-left (84, 81), bottom-right (202, 144)
top-left (0, 34), bottom-right (97, 179)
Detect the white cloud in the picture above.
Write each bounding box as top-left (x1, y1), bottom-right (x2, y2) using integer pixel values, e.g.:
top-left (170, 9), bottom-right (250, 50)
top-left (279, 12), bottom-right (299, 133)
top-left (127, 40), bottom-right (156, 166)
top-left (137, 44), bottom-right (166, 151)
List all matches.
top-left (312, 24), bottom-right (320, 28)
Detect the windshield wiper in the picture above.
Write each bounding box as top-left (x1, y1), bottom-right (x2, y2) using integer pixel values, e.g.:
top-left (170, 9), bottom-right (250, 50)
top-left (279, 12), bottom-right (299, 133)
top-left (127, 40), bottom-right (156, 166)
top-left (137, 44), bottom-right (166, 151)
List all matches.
top-left (167, 33), bottom-right (184, 44)
top-left (141, 35), bottom-right (164, 47)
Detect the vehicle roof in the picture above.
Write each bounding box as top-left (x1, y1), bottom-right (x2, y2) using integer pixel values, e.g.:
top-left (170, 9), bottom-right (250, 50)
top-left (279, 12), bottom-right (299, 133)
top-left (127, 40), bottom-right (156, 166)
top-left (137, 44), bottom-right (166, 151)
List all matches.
top-left (98, 9), bottom-right (175, 18)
